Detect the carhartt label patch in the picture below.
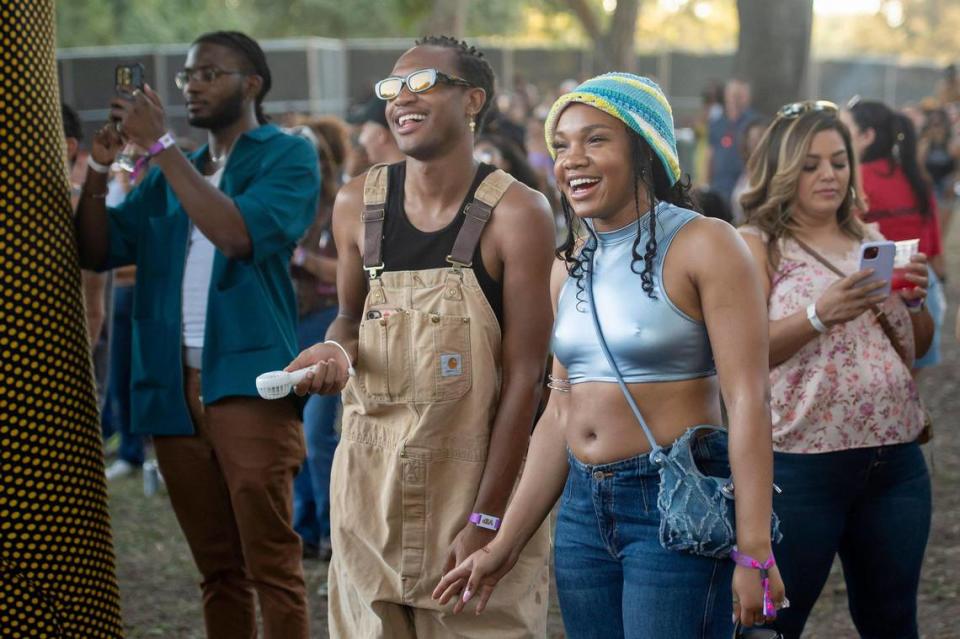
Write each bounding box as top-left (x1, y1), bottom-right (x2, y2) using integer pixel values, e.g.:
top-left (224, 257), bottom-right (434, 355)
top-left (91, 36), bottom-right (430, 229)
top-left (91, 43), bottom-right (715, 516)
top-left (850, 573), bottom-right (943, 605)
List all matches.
top-left (440, 353), bottom-right (463, 377)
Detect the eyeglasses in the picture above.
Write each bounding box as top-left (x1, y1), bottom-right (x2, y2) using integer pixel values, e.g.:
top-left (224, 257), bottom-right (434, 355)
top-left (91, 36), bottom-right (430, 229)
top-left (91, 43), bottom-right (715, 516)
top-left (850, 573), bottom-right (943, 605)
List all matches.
top-left (175, 67), bottom-right (245, 90)
top-left (776, 100), bottom-right (839, 119)
top-left (375, 68), bottom-right (474, 101)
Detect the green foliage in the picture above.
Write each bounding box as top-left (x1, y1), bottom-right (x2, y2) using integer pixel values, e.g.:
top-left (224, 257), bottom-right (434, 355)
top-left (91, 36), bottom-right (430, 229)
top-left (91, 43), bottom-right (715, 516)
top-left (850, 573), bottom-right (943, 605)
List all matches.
top-left (56, 0), bottom-right (526, 48)
top-left (57, 0), bottom-right (254, 47)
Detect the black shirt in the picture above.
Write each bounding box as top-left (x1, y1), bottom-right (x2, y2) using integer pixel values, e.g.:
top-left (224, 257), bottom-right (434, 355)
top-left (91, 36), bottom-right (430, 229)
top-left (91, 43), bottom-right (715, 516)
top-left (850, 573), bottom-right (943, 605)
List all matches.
top-left (382, 161), bottom-right (504, 325)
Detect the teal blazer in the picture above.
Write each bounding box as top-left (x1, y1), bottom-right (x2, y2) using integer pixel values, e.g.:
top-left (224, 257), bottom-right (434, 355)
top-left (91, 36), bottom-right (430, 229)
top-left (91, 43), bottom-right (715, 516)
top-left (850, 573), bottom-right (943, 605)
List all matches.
top-left (103, 124), bottom-right (320, 435)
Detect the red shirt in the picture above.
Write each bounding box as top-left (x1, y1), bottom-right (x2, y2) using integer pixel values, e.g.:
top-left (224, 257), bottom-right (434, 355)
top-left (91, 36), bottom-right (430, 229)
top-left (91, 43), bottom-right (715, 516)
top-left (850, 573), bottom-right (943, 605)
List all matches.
top-left (859, 159), bottom-right (942, 258)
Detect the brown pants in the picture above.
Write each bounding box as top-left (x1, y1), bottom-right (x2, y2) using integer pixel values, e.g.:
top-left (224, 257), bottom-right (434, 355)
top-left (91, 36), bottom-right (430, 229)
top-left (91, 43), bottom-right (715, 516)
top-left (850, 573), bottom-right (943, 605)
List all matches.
top-left (153, 367), bottom-right (308, 639)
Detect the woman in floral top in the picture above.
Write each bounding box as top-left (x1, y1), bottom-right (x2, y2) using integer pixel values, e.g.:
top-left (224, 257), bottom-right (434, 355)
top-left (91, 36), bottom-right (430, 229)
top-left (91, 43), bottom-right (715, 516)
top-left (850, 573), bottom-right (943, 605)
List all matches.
top-left (738, 103), bottom-right (934, 639)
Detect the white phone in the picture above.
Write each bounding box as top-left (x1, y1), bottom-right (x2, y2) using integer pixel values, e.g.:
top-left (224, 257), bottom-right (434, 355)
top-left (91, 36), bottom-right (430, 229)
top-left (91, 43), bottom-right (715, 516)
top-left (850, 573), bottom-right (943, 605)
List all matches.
top-left (857, 240), bottom-right (895, 297)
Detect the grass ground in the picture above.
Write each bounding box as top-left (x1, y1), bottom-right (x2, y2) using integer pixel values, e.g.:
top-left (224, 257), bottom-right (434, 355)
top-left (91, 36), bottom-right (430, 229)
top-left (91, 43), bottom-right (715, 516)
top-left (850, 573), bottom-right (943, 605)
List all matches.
top-left (108, 226), bottom-right (960, 638)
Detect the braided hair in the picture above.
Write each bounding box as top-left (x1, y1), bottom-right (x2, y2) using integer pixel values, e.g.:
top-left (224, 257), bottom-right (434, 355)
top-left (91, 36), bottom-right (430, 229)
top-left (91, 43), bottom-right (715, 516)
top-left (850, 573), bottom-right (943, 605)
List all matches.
top-left (557, 128), bottom-right (697, 306)
top-left (415, 35), bottom-right (495, 133)
top-left (193, 31), bottom-right (272, 125)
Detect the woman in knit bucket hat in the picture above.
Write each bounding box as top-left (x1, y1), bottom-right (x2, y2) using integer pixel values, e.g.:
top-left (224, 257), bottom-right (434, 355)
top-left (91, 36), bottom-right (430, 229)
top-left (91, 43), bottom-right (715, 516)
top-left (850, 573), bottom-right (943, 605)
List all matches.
top-left (435, 74), bottom-right (784, 637)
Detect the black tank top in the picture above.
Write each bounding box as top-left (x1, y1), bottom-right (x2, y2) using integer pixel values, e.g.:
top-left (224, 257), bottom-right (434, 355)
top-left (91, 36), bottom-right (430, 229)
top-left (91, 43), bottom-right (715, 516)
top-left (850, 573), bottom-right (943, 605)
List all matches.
top-left (382, 161), bottom-right (504, 325)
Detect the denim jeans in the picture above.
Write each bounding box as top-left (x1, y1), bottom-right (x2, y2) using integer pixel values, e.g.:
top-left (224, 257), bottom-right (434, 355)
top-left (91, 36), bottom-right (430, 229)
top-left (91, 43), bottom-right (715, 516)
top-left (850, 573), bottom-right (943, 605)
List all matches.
top-left (555, 430), bottom-right (735, 639)
top-left (102, 284), bottom-right (145, 466)
top-left (770, 442), bottom-right (931, 639)
top-left (292, 306), bottom-right (341, 545)
top-left (915, 268), bottom-right (944, 368)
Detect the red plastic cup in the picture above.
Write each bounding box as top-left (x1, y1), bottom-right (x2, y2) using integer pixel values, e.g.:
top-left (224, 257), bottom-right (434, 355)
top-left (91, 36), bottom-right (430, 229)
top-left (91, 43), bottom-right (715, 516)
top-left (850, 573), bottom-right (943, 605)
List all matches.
top-left (892, 239), bottom-right (920, 293)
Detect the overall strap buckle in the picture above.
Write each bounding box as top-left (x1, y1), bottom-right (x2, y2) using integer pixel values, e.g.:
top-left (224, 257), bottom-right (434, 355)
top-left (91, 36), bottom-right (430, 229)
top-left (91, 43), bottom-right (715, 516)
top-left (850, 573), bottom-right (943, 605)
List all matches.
top-left (361, 163), bottom-right (390, 279)
top-left (446, 169), bottom-right (515, 271)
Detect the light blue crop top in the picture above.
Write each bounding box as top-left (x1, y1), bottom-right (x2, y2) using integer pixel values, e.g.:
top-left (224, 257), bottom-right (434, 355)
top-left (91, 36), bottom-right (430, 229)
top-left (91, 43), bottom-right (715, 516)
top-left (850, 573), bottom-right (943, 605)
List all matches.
top-left (552, 202), bottom-right (717, 384)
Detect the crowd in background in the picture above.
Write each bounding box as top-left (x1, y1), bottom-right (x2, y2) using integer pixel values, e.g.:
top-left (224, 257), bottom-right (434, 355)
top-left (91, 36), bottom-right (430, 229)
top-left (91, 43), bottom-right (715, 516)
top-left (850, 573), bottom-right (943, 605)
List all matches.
top-left (64, 62), bottom-right (959, 514)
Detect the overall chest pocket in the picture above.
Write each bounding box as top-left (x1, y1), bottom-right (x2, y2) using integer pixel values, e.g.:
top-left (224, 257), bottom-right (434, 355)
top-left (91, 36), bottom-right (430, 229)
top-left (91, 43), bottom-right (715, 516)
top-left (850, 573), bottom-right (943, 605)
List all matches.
top-left (357, 308), bottom-right (473, 403)
top-left (412, 311), bottom-right (472, 402)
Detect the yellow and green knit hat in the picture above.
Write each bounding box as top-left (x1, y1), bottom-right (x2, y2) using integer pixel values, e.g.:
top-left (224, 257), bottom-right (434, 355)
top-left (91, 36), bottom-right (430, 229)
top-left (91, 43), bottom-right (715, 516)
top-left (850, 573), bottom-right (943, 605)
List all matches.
top-left (545, 72), bottom-right (681, 185)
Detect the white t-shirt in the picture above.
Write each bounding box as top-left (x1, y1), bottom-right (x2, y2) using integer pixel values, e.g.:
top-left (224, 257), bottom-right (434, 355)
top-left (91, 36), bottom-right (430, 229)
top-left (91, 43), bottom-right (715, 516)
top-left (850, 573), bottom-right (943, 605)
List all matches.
top-left (181, 168), bottom-right (223, 348)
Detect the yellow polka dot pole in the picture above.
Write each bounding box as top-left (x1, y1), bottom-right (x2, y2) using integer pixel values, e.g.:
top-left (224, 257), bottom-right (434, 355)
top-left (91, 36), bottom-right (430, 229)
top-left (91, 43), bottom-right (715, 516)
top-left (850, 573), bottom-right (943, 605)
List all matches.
top-left (0, 1), bottom-right (123, 636)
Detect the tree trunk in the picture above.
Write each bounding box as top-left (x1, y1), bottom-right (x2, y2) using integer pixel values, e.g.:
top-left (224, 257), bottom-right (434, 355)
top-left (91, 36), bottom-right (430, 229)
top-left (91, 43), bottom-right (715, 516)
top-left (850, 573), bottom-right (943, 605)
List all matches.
top-left (424, 0), bottom-right (469, 38)
top-left (563, 0), bottom-right (642, 74)
top-left (735, 0), bottom-right (814, 116)
top-left (603, 0), bottom-right (641, 73)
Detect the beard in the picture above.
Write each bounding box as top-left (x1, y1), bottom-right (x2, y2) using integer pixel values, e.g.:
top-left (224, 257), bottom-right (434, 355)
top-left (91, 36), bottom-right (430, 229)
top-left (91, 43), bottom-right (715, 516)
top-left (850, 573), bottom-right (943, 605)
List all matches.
top-left (188, 87), bottom-right (246, 131)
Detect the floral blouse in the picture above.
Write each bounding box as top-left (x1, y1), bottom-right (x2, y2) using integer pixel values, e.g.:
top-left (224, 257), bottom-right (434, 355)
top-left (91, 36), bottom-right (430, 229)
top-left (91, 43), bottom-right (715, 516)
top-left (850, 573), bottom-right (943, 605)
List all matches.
top-left (742, 226), bottom-right (925, 453)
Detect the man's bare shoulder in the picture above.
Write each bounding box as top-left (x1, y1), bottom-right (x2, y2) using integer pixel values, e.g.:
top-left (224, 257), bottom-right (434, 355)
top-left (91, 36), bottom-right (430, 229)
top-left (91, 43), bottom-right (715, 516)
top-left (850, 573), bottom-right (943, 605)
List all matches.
top-left (332, 169), bottom-right (383, 238)
top-left (494, 180), bottom-right (552, 222)
top-left (488, 180), bottom-right (554, 244)
top-left (333, 173), bottom-right (366, 216)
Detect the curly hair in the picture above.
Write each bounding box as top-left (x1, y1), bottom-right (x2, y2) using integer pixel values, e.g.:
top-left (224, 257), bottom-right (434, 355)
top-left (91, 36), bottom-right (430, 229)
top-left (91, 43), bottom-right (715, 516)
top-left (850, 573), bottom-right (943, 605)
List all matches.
top-left (740, 109), bottom-right (866, 271)
top-left (556, 126), bottom-right (697, 306)
top-left (415, 35), bottom-right (495, 133)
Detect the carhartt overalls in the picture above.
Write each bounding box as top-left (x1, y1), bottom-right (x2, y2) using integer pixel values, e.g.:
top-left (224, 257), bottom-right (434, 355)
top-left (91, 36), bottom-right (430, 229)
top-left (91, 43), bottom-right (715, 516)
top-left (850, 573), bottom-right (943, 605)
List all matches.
top-left (327, 165), bottom-right (551, 638)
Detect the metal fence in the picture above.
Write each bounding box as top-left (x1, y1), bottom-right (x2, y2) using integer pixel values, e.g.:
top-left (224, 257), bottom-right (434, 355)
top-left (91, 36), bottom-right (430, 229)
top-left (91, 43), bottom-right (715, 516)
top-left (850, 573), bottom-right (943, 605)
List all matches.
top-left (57, 37), bottom-right (945, 142)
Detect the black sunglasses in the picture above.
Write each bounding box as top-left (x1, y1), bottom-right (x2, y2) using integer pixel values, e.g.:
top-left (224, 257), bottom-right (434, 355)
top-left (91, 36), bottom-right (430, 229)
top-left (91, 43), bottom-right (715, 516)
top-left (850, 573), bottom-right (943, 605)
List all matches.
top-left (375, 68), bottom-right (473, 101)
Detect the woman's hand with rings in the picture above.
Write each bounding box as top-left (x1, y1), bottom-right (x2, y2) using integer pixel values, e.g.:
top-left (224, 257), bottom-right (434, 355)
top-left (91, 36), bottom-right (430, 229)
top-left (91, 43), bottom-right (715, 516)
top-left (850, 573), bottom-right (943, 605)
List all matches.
top-left (815, 268), bottom-right (889, 327)
top-left (732, 562), bottom-right (786, 627)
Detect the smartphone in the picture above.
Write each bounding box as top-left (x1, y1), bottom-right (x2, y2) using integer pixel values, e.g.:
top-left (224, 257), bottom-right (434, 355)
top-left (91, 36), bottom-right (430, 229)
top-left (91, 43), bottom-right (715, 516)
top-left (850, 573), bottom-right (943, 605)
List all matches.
top-left (857, 240), bottom-right (895, 297)
top-left (115, 63), bottom-right (145, 100)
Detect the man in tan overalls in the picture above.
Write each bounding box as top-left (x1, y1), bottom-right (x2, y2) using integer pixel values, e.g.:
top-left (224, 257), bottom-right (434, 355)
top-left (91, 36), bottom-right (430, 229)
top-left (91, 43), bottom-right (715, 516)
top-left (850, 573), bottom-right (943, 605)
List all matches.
top-left (288, 37), bottom-right (556, 637)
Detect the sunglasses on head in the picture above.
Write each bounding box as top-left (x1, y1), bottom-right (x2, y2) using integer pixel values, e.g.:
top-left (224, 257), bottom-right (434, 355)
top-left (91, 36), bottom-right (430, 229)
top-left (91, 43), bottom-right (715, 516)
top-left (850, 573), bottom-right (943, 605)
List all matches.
top-left (776, 100), bottom-right (839, 119)
top-left (375, 68), bottom-right (474, 101)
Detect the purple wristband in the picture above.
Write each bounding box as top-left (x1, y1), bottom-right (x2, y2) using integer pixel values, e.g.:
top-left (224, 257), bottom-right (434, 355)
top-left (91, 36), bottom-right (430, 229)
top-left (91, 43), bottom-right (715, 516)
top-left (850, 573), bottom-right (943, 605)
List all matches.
top-left (132, 132), bottom-right (176, 182)
top-left (469, 512), bottom-right (501, 531)
top-left (730, 547), bottom-right (777, 618)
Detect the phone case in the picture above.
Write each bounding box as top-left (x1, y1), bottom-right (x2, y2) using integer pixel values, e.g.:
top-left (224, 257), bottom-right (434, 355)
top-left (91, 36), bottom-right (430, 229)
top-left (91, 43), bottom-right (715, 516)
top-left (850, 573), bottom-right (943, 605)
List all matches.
top-left (857, 240), bottom-right (895, 297)
top-left (115, 63), bottom-right (145, 98)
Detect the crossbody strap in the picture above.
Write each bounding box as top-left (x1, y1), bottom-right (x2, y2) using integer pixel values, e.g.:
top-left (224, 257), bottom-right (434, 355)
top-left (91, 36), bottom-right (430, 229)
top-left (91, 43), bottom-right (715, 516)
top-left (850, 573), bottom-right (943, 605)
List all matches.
top-left (793, 237), bottom-right (909, 364)
top-left (585, 250), bottom-right (662, 455)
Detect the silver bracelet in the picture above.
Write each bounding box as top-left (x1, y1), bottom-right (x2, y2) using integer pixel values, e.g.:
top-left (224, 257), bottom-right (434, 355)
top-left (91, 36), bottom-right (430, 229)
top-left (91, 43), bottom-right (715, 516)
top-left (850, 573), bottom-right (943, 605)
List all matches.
top-left (323, 340), bottom-right (356, 377)
top-left (86, 157), bottom-right (110, 174)
top-left (806, 302), bottom-right (828, 334)
top-left (546, 374), bottom-right (571, 392)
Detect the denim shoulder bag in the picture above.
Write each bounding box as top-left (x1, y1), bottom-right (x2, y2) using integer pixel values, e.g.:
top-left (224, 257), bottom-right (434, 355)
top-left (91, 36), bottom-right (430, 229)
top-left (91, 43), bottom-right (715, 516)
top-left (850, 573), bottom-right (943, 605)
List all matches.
top-left (585, 255), bottom-right (781, 559)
